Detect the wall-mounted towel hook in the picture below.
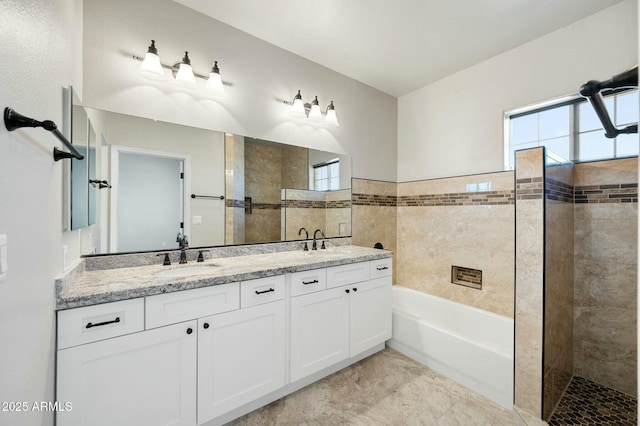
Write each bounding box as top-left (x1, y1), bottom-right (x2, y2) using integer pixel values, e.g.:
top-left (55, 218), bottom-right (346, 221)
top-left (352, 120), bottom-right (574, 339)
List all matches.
top-left (3, 107), bottom-right (85, 161)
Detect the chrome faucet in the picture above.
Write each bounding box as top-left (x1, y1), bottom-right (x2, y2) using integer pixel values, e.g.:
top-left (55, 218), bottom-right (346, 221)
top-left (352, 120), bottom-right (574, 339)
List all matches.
top-left (312, 229), bottom-right (325, 250)
top-left (298, 227), bottom-right (309, 251)
top-left (176, 233), bottom-right (189, 264)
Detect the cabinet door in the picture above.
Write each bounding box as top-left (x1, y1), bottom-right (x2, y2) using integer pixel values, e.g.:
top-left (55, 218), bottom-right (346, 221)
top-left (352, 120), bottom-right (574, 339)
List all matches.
top-left (349, 277), bottom-right (392, 356)
top-left (290, 287), bottom-right (350, 382)
top-left (57, 321), bottom-right (197, 426)
top-left (197, 300), bottom-right (285, 424)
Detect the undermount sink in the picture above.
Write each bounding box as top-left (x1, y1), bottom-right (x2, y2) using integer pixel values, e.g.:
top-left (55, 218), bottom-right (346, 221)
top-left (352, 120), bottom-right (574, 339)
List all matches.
top-left (154, 264), bottom-right (218, 278)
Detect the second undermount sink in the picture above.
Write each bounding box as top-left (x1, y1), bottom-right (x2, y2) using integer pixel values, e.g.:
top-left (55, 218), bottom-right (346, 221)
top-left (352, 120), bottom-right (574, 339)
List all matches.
top-left (154, 264), bottom-right (218, 278)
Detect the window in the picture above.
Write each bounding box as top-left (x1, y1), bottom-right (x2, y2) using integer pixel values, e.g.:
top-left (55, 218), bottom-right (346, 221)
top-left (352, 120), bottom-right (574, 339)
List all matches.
top-left (313, 160), bottom-right (340, 191)
top-left (505, 90), bottom-right (638, 169)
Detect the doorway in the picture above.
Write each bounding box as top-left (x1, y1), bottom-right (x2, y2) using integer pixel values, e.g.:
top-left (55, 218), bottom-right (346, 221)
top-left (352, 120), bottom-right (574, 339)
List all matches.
top-left (110, 146), bottom-right (190, 252)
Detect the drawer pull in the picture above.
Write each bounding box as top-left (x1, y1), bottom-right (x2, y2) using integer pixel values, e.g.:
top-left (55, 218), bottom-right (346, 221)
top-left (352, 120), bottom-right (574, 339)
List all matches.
top-left (376, 266), bottom-right (389, 271)
top-left (85, 317), bottom-right (120, 329)
top-left (255, 288), bottom-right (275, 295)
top-left (186, 328), bottom-right (193, 335)
top-left (302, 279), bottom-right (319, 285)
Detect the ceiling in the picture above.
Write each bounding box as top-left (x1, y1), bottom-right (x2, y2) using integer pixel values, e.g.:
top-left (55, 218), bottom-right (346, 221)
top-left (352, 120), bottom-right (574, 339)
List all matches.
top-left (174, 0), bottom-right (624, 97)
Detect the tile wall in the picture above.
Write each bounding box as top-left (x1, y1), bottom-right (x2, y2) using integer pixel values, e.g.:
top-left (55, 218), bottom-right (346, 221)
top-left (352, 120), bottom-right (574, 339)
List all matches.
top-left (514, 148), bottom-right (545, 418)
top-left (543, 161), bottom-right (574, 420)
top-left (573, 157), bottom-right (637, 397)
top-left (396, 171), bottom-right (515, 318)
top-left (282, 189), bottom-right (352, 241)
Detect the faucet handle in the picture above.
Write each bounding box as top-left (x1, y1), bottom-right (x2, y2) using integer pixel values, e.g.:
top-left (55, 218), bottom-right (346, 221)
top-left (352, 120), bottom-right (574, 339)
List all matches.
top-left (197, 250), bottom-right (210, 262)
top-left (157, 253), bottom-right (171, 266)
top-left (303, 242), bottom-right (308, 251)
top-left (321, 240), bottom-right (326, 250)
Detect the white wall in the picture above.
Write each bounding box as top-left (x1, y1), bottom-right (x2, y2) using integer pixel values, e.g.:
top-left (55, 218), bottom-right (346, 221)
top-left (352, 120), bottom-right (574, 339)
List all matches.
top-left (0, 1), bottom-right (82, 425)
top-left (398, 0), bottom-right (638, 181)
top-left (82, 0), bottom-right (398, 184)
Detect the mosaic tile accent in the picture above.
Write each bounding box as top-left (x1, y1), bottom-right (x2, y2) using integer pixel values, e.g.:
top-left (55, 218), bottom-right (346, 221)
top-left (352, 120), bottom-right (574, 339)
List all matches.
top-left (575, 183), bottom-right (638, 204)
top-left (226, 198), bottom-right (246, 208)
top-left (282, 199), bottom-right (351, 209)
top-left (352, 191), bottom-right (515, 207)
top-left (545, 178), bottom-right (574, 203)
top-left (516, 177), bottom-right (544, 200)
top-left (548, 376), bottom-right (637, 425)
top-left (252, 202), bottom-right (281, 210)
top-left (352, 193), bottom-right (398, 206)
top-left (326, 200), bottom-right (351, 209)
top-left (397, 190), bottom-right (514, 206)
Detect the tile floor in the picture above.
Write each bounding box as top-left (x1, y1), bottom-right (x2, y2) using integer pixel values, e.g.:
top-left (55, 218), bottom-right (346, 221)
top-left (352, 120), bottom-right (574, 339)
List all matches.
top-left (548, 376), bottom-right (637, 426)
top-left (231, 347), bottom-right (514, 425)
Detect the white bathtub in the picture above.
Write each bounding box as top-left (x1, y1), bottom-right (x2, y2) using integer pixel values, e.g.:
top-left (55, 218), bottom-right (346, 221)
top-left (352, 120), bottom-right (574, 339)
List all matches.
top-left (387, 286), bottom-right (514, 409)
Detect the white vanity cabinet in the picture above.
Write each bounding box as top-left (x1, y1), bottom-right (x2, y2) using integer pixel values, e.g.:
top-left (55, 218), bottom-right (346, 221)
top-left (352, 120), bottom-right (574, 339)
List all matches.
top-left (57, 255), bottom-right (392, 426)
top-left (197, 277), bottom-right (286, 424)
top-left (57, 314), bottom-right (197, 426)
top-left (290, 260), bottom-right (392, 382)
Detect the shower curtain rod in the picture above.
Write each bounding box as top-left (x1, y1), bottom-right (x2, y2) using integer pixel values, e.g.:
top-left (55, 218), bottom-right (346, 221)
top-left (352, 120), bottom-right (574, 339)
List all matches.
top-left (579, 66), bottom-right (638, 139)
top-left (3, 107), bottom-right (84, 161)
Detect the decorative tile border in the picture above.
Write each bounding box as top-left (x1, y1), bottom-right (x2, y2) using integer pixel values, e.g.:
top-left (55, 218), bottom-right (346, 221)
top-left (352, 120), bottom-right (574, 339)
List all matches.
top-left (575, 183), bottom-right (638, 204)
top-left (326, 200), bottom-right (351, 209)
top-left (282, 200), bottom-right (326, 209)
top-left (545, 178), bottom-right (574, 203)
top-left (353, 191), bottom-right (515, 207)
top-left (252, 202), bottom-right (281, 210)
top-left (352, 193), bottom-right (398, 207)
top-left (516, 177), bottom-right (543, 200)
top-left (226, 199), bottom-right (246, 208)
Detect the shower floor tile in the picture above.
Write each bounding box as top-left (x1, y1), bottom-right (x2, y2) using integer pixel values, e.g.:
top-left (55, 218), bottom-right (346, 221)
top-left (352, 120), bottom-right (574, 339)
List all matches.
top-left (548, 376), bottom-right (637, 425)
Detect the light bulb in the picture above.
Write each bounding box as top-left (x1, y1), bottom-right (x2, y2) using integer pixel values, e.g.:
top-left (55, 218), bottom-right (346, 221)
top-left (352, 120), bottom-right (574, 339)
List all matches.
top-left (308, 96), bottom-right (323, 122)
top-left (290, 90), bottom-right (306, 118)
top-left (325, 101), bottom-right (339, 127)
top-left (139, 40), bottom-right (164, 79)
top-left (175, 51), bottom-right (196, 87)
top-left (206, 61), bottom-right (226, 97)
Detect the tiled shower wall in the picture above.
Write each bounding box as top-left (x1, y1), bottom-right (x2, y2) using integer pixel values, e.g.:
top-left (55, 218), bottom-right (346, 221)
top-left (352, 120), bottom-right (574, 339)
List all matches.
top-left (543, 162), bottom-right (574, 420)
top-left (352, 172), bottom-right (515, 318)
top-left (396, 172), bottom-right (515, 318)
top-left (514, 148), bottom-right (545, 417)
top-left (573, 158), bottom-right (637, 397)
top-left (352, 179), bottom-right (398, 282)
top-left (281, 189), bottom-right (351, 241)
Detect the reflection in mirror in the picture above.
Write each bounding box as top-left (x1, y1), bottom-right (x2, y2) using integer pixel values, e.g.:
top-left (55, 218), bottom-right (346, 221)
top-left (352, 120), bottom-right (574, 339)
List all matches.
top-left (70, 93), bottom-right (89, 230)
top-left (78, 109), bottom-right (351, 255)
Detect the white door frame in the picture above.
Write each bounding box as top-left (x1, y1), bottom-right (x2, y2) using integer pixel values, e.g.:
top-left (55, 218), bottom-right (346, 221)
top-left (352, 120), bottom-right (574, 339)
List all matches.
top-left (110, 145), bottom-right (192, 252)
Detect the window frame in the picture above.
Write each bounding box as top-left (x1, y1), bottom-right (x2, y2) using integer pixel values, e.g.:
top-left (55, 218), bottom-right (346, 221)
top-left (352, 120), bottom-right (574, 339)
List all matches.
top-left (312, 159), bottom-right (340, 191)
top-left (504, 88), bottom-right (638, 169)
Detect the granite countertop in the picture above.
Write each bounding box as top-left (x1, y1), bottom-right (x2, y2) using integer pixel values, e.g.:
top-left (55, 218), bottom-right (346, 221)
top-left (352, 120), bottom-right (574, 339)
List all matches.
top-left (56, 245), bottom-right (392, 310)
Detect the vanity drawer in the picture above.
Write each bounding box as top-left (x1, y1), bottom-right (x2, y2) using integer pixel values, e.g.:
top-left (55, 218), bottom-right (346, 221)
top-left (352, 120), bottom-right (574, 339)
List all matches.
top-left (57, 298), bottom-right (144, 350)
top-left (326, 261), bottom-right (370, 289)
top-left (290, 268), bottom-right (327, 297)
top-left (241, 275), bottom-right (285, 308)
top-left (370, 258), bottom-right (392, 278)
top-left (146, 283), bottom-right (239, 329)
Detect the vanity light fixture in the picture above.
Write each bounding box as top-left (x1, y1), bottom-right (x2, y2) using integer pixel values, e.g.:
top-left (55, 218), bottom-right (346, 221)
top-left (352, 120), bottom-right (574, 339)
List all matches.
top-left (134, 41), bottom-right (228, 95)
top-left (139, 40), bottom-right (164, 79)
top-left (285, 91), bottom-right (339, 126)
top-left (174, 51), bottom-right (196, 87)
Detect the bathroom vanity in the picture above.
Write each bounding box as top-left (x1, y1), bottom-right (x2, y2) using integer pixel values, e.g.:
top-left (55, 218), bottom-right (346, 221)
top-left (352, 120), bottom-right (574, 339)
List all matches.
top-left (55, 244), bottom-right (392, 426)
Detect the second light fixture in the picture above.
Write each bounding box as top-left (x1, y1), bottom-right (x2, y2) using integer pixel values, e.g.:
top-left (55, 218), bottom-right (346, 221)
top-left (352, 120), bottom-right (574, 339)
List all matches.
top-left (288, 90), bottom-right (339, 126)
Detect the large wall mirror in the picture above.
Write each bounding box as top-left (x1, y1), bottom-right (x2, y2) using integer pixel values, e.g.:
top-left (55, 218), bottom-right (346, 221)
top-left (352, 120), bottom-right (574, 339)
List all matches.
top-left (73, 108), bottom-right (352, 255)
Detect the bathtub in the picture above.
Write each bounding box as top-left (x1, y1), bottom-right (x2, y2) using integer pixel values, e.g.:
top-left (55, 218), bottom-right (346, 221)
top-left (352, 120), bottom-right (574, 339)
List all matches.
top-left (387, 286), bottom-right (514, 409)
